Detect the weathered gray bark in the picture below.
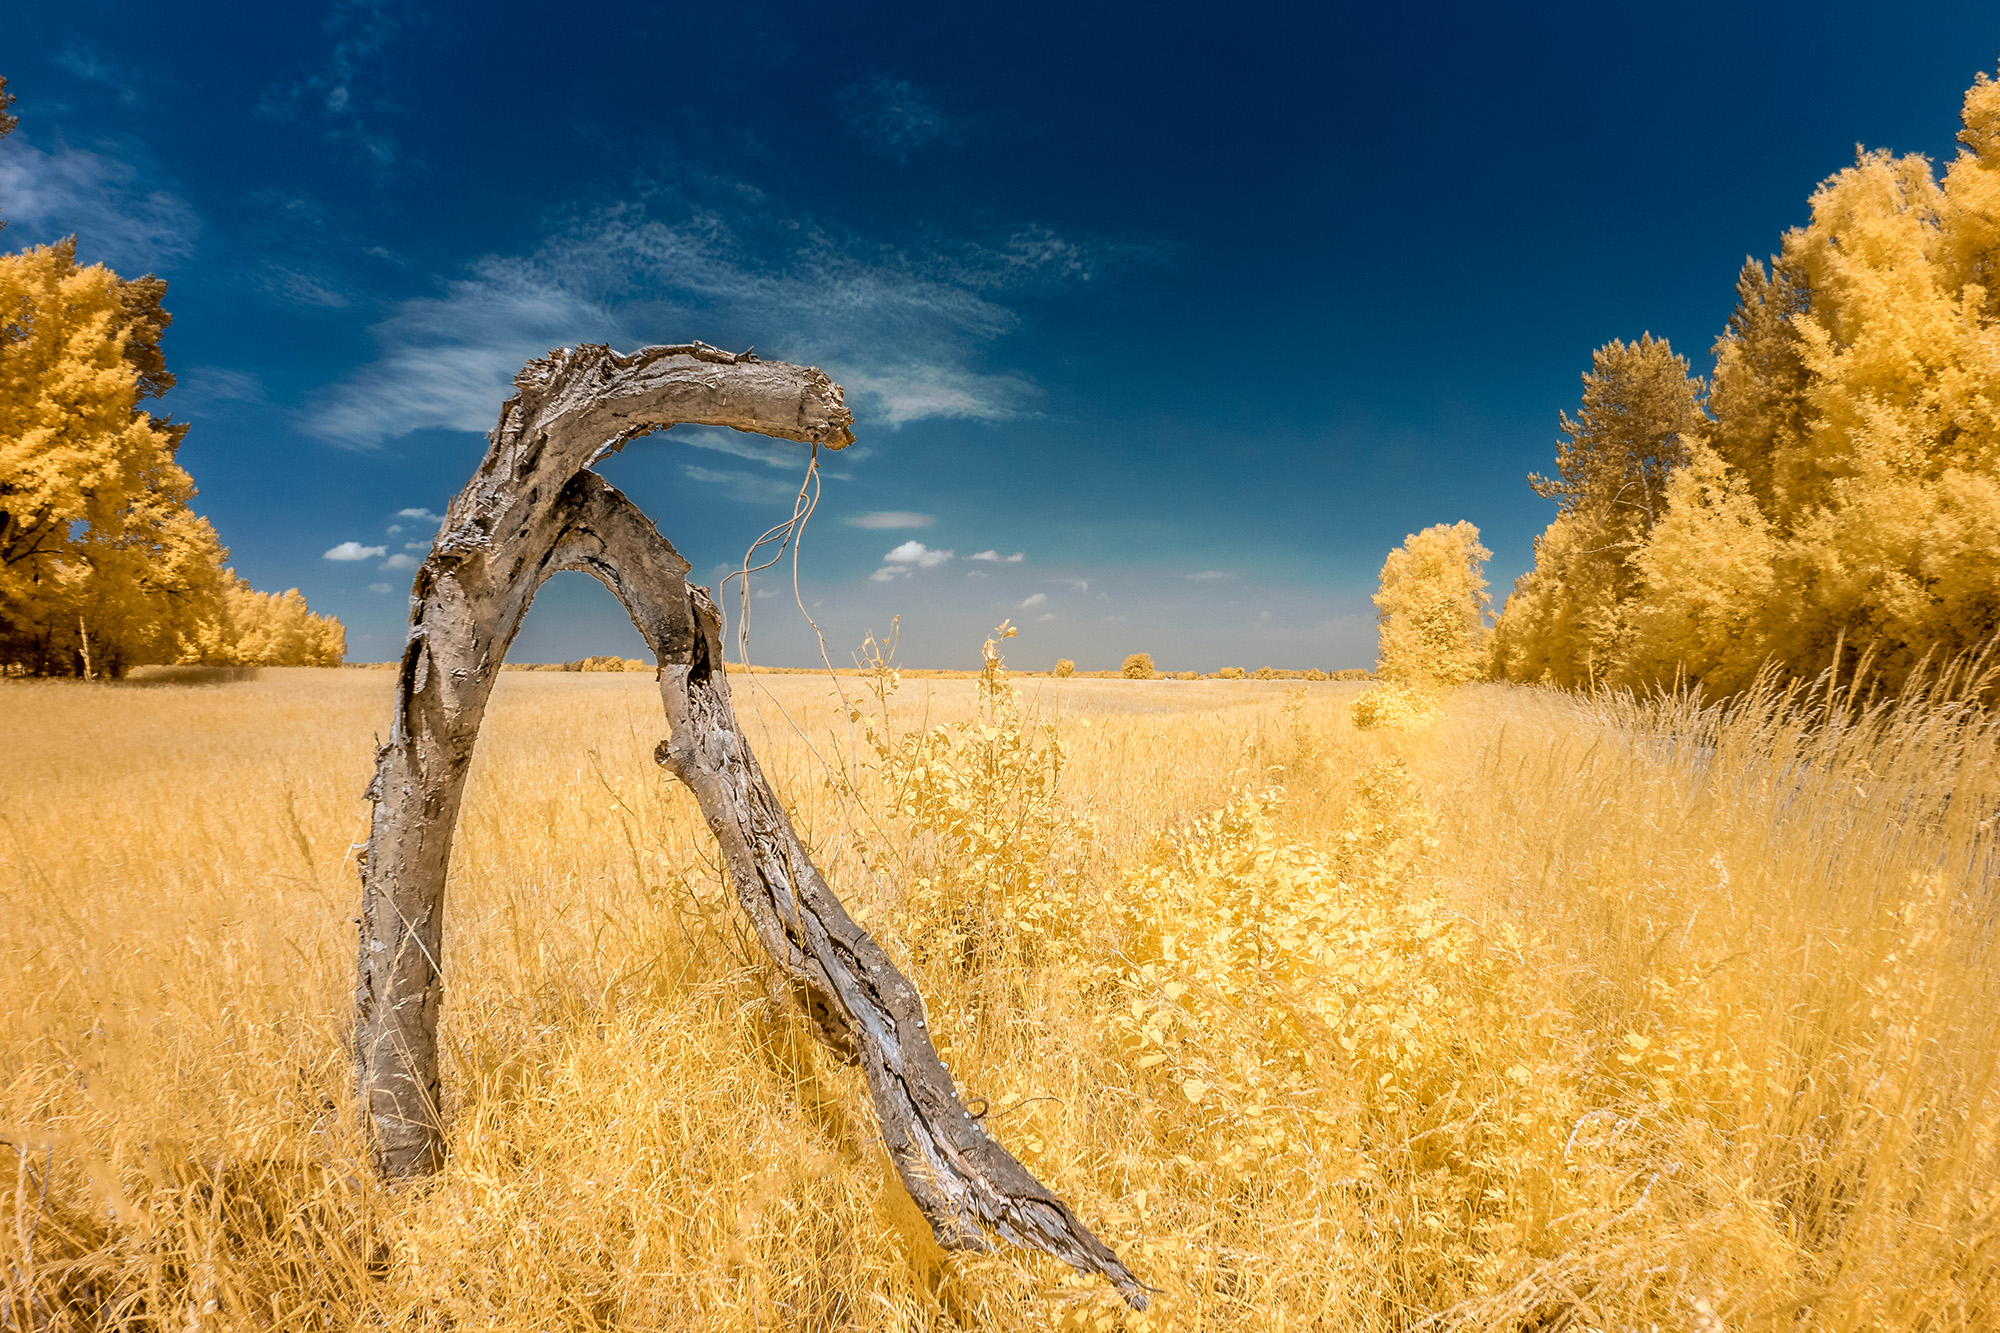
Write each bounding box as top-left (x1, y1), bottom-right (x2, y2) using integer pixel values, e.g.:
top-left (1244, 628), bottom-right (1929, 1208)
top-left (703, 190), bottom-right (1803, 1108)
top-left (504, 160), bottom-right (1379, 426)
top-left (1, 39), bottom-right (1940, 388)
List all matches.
top-left (355, 342), bottom-right (1146, 1307)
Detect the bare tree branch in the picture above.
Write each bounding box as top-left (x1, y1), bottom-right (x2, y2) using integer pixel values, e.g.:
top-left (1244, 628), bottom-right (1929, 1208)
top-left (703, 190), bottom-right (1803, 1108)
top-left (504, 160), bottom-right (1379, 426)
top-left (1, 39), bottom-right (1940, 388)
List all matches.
top-left (354, 342), bottom-right (1147, 1308)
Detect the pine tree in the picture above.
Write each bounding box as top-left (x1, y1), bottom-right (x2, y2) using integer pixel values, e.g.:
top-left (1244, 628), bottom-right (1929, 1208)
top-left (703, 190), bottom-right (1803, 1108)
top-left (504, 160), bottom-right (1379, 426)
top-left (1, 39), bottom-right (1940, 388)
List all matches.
top-left (1707, 256), bottom-right (1810, 518)
top-left (1497, 336), bottom-right (1707, 683)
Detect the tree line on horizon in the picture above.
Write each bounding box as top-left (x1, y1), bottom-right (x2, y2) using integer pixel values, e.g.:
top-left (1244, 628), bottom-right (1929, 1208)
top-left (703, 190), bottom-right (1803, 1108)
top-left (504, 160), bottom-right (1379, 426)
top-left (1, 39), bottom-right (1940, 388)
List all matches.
top-left (0, 79), bottom-right (343, 677)
top-left (1493, 65), bottom-right (2000, 696)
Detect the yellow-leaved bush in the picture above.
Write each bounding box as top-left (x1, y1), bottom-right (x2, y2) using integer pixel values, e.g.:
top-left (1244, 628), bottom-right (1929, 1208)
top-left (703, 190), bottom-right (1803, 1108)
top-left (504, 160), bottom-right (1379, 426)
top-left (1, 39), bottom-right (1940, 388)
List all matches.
top-left (850, 622), bottom-right (1097, 969)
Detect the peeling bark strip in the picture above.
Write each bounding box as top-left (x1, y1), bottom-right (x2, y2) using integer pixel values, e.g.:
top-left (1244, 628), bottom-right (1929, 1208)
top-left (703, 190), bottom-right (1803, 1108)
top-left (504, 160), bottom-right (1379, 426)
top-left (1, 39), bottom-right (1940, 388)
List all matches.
top-left (355, 343), bottom-right (1146, 1308)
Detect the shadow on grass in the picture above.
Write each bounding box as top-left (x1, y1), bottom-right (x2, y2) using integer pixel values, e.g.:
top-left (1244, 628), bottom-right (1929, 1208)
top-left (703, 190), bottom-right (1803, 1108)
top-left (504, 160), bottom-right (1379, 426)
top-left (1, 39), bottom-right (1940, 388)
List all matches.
top-left (119, 665), bottom-right (261, 687)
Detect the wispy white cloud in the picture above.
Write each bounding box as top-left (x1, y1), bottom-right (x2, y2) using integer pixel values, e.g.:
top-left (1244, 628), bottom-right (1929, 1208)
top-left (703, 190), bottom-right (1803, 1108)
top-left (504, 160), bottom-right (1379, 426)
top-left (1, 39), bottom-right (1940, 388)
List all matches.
top-left (1186, 570), bottom-right (1232, 580)
top-left (368, 582), bottom-right (394, 593)
top-left (1053, 577), bottom-right (1089, 592)
top-left (54, 41), bottom-right (143, 105)
top-left (672, 425), bottom-right (814, 472)
top-left (848, 511), bottom-right (934, 530)
top-left (302, 195), bottom-right (1133, 447)
top-left (325, 541), bottom-right (386, 561)
top-left (0, 135), bottom-right (199, 270)
top-left (682, 464), bottom-right (801, 503)
top-left (838, 75), bottom-right (952, 162)
top-left (171, 367), bottom-right (265, 416)
top-left (968, 549), bottom-right (1026, 563)
top-left (1018, 592), bottom-right (1047, 609)
top-left (395, 507), bottom-right (443, 523)
top-left (380, 552), bottom-right (418, 570)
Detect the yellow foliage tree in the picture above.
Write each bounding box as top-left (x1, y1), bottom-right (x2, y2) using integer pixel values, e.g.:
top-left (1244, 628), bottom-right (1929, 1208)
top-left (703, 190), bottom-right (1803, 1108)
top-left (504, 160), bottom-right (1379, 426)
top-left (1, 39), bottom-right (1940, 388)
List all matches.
top-left (1617, 445), bottom-right (1777, 695)
top-left (1500, 65), bottom-right (2000, 694)
top-left (178, 572), bottom-right (346, 668)
top-left (0, 90), bottom-right (342, 675)
top-left (0, 239), bottom-right (227, 676)
top-left (1372, 520), bottom-right (1492, 689)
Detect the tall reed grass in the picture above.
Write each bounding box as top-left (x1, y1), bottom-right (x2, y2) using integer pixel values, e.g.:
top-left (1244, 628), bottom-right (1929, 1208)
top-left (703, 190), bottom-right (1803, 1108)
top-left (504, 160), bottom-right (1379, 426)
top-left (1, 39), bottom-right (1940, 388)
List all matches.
top-left (1, 657), bottom-right (1992, 1329)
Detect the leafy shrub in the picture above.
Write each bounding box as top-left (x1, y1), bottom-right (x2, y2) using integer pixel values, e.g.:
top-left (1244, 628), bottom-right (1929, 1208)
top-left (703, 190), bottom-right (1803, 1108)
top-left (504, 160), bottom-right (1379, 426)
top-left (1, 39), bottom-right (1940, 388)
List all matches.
top-left (1350, 680), bottom-right (1442, 730)
top-left (1053, 658), bottom-right (1075, 678)
top-left (1121, 653), bottom-right (1155, 679)
top-left (851, 622), bottom-right (1093, 970)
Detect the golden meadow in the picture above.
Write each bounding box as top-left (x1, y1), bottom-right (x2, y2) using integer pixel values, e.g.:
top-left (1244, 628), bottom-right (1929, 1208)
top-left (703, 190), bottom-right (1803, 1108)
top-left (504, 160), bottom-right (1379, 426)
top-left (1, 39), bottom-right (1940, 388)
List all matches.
top-left (3, 651), bottom-right (1995, 1331)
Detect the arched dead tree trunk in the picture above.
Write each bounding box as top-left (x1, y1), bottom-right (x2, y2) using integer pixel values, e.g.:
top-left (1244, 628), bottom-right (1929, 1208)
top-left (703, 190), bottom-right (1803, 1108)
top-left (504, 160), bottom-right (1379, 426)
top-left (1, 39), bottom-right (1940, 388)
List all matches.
top-left (355, 342), bottom-right (1146, 1307)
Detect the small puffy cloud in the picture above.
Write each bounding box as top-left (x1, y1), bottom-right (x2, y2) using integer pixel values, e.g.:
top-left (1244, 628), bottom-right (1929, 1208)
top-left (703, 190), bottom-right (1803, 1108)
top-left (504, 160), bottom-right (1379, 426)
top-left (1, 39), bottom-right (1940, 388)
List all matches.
top-left (403, 541), bottom-right (427, 550)
top-left (325, 540), bottom-right (386, 561)
top-left (397, 507), bottom-right (444, 523)
top-left (1037, 612), bottom-right (1055, 622)
top-left (386, 524), bottom-right (403, 536)
top-left (968, 549), bottom-right (1027, 563)
top-left (847, 511), bottom-right (934, 530)
top-left (1186, 570), bottom-right (1231, 581)
top-left (871, 540), bottom-right (955, 581)
top-left (884, 540), bottom-right (954, 568)
top-left (1019, 592), bottom-right (1047, 609)
top-left (368, 582), bottom-right (393, 594)
top-left (1054, 577), bottom-right (1089, 593)
top-left (381, 553), bottom-right (418, 571)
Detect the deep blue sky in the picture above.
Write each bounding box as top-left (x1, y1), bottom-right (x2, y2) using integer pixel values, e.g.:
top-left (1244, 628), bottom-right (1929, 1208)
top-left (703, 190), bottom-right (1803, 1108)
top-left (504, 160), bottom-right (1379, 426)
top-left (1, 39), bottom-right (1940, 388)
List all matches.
top-left (6, 3), bottom-right (1998, 669)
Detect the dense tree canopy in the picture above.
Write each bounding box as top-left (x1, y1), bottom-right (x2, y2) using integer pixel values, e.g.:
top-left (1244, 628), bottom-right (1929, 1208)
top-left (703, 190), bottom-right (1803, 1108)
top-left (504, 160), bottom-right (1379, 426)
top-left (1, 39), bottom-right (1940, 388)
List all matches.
top-left (1497, 66), bottom-right (2000, 696)
top-left (0, 83), bottom-right (342, 676)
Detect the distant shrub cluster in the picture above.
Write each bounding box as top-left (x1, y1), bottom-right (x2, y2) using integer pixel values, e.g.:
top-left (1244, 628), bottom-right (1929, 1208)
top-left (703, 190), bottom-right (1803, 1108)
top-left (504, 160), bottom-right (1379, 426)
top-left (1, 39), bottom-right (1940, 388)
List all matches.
top-left (508, 656), bottom-right (653, 673)
top-left (1497, 66), bottom-right (2000, 696)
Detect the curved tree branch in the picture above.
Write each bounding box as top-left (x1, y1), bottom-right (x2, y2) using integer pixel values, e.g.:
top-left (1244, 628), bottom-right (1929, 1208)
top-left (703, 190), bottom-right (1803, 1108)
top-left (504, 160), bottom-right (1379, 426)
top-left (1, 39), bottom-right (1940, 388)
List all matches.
top-left (355, 343), bottom-right (1147, 1308)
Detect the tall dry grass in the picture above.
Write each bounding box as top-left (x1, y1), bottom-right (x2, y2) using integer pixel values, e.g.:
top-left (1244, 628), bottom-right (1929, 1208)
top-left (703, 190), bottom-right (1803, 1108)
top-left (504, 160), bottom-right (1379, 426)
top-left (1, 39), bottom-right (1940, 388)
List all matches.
top-left (0, 657), bottom-right (1993, 1329)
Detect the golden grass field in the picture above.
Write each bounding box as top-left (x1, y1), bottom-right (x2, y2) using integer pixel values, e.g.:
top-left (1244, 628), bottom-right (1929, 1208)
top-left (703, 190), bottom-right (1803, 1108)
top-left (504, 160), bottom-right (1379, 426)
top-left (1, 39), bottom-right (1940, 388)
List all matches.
top-left (2, 659), bottom-right (1996, 1330)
